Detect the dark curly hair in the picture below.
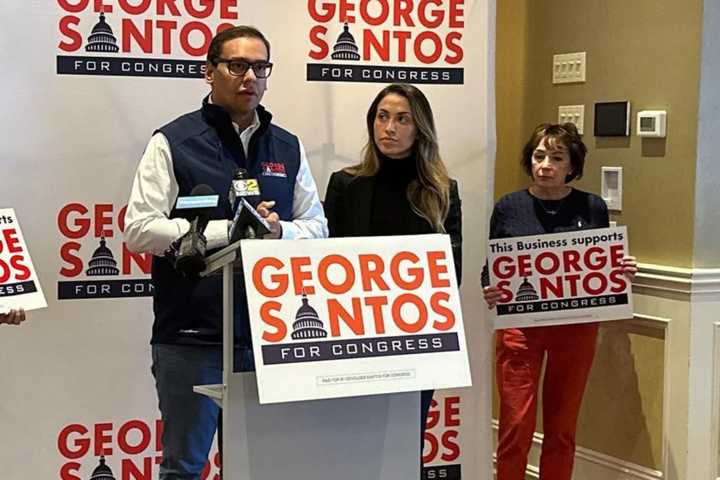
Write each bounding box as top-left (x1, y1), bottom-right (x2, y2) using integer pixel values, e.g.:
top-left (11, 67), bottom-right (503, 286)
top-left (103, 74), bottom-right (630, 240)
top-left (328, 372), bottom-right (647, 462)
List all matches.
top-left (521, 123), bottom-right (587, 183)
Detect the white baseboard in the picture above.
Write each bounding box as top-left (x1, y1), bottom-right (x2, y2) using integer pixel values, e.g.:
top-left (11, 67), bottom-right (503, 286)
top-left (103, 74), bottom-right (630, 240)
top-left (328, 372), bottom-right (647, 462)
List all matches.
top-left (491, 420), bottom-right (663, 480)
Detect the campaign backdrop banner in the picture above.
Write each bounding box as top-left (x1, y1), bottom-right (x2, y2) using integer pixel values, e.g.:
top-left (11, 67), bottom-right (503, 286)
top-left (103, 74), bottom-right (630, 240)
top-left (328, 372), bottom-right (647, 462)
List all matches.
top-left (0, 208), bottom-right (47, 313)
top-left (488, 226), bottom-right (633, 329)
top-left (1, 1), bottom-right (495, 478)
top-left (242, 234), bottom-right (471, 404)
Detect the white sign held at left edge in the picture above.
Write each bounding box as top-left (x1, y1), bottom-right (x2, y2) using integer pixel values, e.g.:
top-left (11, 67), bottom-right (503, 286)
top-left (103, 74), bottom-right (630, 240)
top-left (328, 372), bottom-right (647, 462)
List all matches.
top-left (0, 208), bottom-right (47, 314)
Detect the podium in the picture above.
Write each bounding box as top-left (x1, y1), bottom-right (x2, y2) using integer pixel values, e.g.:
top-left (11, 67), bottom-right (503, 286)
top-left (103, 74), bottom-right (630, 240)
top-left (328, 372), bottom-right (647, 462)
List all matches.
top-left (193, 240), bottom-right (421, 479)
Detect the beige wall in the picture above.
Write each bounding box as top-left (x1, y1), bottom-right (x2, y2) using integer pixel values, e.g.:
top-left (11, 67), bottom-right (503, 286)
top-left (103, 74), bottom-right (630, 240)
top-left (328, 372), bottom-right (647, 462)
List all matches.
top-left (493, 0), bottom-right (705, 472)
top-left (496, 0), bottom-right (703, 266)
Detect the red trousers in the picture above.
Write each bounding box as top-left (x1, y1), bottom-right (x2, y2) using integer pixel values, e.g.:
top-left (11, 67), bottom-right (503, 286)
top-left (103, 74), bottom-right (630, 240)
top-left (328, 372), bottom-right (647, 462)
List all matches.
top-left (495, 323), bottom-right (599, 480)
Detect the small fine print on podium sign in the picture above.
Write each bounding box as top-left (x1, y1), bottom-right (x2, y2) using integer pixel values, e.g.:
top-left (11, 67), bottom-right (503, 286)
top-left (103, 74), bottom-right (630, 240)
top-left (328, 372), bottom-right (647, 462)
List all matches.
top-left (487, 226), bottom-right (633, 329)
top-left (0, 208), bottom-right (47, 315)
top-left (241, 233), bottom-right (472, 404)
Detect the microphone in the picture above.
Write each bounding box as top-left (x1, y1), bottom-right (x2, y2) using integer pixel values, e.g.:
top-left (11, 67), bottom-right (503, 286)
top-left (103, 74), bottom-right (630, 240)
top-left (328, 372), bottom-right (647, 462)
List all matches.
top-left (228, 168), bottom-right (261, 211)
top-left (229, 198), bottom-right (271, 242)
top-left (174, 184), bottom-right (218, 276)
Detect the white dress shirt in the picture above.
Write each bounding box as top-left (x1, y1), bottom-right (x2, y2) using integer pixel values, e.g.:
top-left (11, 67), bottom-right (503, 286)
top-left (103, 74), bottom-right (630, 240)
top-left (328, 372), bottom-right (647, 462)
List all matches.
top-left (124, 109), bottom-right (328, 256)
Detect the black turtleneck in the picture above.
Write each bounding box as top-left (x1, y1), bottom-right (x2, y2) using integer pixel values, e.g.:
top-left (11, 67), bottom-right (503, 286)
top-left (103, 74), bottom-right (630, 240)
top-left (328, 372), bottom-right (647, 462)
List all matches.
top-left (370, 153), bottom-right (434, 236)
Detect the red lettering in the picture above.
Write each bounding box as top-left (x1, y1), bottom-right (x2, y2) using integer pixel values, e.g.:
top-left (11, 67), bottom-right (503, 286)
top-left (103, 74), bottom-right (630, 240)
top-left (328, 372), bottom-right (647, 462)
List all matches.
top-left (584, 246), bottom-right (607, 270)
top-left (123, 19), bottom-right (153, 53)
top-left (219, 0), bottom-right (238, 19)
top-left (364, 30), bottom-right (390, 61)
top-left (359, 0), bottom-right (388, 25)
top-left (392, 31), bottom-right (412, 62)
top-left (290, 257), bottom-right (315, 295)
top-left (418, 0), bottom-right (444, 28)
top-left (308, 0), bottom-right (336, 22)
top-left (260, 301), bottom-right (286, 343)
top-left (492, 256), bottom-right (515, 279)
top-left (58, 203), bottom-right (91, 239)
top-left (57, 424), bottom-right (90, 460)
top-left (444, 396), bottom-right (460, 426)
top-left (57, 0), bottom-right (89, 13)
top-left (156, 20), bottom-right (178, 54)
top-left (180, 21), bottom-right (213, 56)
top-left (118, 0), bottom-right (152, 15)
top-left (58, 16), bottom-right (83, 52)
top-left (95, 204), bottom-right (114, 238)
top-left (94, 0), bottom-right (113, 12)
top-left (364, 296), bottom-right (388, 334)
top-left (60, 462), bottom-right (83, 480)
top-left (395, 0), bottom-right (415, 26)
top-left (318, 255), bottom-right (355, 295)
top-left (390, 251), bottom-right (423, 290)
top-left (497, 280), bottom-right (513, 303)
top-left (564, 274), bottom-right (581, 296)
top-left (94, 422), bottom-right (114, 456)
top-left (308, 25), bottom-right (329, 60)
top-left (392, 293), bottom-right (428, 333)
top-left (122, 244), bottom-right (152, 275)
top-left (448, 0), bottom-right (465, 27)
top-left (358, 254), bottom-right (389, 291)
top-left (517, 255), bottom-right (532, 277)
top-left (583, 271), bottom-right (608, 295)
top-left (1, 228), bottom-right (22, 253)
top-left (609, 269), bottom-right (628, 293)
top-left (563, 249), bottom-right (581, 272)
top-left (539, 276), bottom-right (563, 299)
top-left (444, 31), bottom-right (464, 63)
top-left (121, 457), bottom-right (153, 480)
top-left (10, 256), bottom-right (31, 281)
top-left (535, 251), bottom-right (560, 275)
top-left (328, 298), bottom-right (364, 336)
top-left (156, 0), bottom-right (181, 16)
top-left (118, 420), bottom-right (151, 455)
top-left (609, 244), bottom-right (624, 266)
top-left (253, 258), bottom-right (288, 298)
top-left (440, 430), bottom-right (460, 461)
top-left (427, 251), bottom-right (450, 287)
top-left (414, 31), bottom-right (442, 64)
top-left (60, 242), bottom-right (83, 277)
top-left (430, 291), bottom-right (455, 331)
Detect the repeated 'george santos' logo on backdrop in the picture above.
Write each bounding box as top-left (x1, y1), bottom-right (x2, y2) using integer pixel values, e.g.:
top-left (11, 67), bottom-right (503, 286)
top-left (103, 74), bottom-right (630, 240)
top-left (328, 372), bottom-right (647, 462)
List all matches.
top-left (56, 203), bottom-right (152, 300)
top-left (56, 1), bottom-right (239, 78)
top-left (306, 0), bottom-right (466, 84)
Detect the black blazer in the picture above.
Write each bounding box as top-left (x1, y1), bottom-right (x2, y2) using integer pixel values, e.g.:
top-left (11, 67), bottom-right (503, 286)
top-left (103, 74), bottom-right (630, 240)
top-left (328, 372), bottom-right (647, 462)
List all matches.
top-left (324, 170), bottom-right (462, 284)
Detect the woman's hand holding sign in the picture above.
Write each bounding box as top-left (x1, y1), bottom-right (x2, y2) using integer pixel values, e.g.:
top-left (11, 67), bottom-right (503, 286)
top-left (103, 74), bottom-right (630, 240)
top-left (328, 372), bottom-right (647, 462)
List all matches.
top-left (620, 255), bottom-right (638, 281)
top-left (483, 286), bottom-right (503, 310)
top-left (0, 308), bottom-right (26, 326)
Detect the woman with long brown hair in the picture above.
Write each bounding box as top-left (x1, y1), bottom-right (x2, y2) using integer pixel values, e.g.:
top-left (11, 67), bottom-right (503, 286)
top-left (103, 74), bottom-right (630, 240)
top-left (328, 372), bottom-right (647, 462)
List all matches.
top-left (324, 82), bottom-right (462, 465)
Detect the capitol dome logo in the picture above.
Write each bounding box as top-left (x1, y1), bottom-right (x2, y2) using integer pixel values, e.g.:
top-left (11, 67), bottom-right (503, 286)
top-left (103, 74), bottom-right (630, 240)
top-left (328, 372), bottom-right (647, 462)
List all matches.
top-left (291, 294), bottom-right (328, 340)
top-left (330, 23), bottom-right (361, 61)
top-left (84, 12), bottom-right (120, 53)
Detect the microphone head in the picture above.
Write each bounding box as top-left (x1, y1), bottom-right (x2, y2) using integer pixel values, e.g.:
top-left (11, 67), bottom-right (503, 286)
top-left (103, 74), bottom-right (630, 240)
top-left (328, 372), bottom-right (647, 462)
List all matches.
top-left (190, 184), bottom-right (216, 196)
top-left (232, 168), bottom-right (248, 180)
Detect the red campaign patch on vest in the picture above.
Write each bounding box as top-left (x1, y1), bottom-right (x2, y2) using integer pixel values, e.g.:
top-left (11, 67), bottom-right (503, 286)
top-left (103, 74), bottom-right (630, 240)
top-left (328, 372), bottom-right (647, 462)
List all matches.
top-left (260, 162), bottom-right (287, 178)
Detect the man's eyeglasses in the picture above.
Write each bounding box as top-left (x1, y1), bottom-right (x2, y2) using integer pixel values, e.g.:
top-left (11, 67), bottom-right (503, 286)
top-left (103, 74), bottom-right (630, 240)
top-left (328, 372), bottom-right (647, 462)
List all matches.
top-left (214, 58), bottom-right (273, 78)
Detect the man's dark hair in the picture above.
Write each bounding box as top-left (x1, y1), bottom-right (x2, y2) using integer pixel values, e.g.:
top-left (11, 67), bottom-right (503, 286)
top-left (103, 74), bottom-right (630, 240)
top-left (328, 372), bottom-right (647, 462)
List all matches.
top-left (206, 26), bottom-right (271, 64)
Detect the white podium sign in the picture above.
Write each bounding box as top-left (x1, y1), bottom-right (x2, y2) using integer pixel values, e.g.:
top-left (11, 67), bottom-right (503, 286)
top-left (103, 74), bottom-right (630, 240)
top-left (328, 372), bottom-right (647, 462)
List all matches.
top-left (241, 234), bottom-right (472, 404)
top-left (0, 208), bottom-right (46, 314)
top-left (488, 226), bottom-right (633, 329)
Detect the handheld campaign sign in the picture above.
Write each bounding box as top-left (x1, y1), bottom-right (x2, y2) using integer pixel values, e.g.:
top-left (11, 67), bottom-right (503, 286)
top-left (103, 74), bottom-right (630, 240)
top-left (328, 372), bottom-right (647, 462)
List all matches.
top-left (488, 226), bottom-right (633, 329)
top-left (0, 208), bottom-right (47, 314)
top-left (241, 234), bottom-right (472, 404)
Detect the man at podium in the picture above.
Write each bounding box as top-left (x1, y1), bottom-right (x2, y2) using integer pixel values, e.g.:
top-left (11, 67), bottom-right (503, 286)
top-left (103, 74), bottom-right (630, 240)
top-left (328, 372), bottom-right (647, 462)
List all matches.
top-left (124, 26), bottom-right (327, 480)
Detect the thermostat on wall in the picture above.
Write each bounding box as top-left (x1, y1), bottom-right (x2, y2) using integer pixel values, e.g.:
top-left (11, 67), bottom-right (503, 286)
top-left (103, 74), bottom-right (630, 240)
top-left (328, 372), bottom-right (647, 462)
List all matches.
top-left (637, 110), bottom-right (667, 138)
